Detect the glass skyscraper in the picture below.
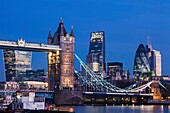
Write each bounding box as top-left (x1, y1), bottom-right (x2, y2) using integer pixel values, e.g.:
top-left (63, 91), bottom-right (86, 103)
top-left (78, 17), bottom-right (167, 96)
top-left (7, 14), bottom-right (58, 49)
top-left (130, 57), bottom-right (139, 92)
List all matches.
top-left (133, 44), bottom-right (151, 80)
top-left (3, 50), bottom-right (32, 81)
top-left (86, 31), bottom-right (106, 77)
top-left (3, 50), bottom-right (16, 81)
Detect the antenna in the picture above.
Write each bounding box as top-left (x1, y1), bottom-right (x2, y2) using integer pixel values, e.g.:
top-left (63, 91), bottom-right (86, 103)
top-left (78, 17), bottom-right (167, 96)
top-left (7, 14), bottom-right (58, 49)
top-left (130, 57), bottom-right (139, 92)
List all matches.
top-left (60, 17), bottom-right (63, 23)
top-left (71, 25), bottom-right (74, 29)
top-left (147, 36), bottom-right (150, 45)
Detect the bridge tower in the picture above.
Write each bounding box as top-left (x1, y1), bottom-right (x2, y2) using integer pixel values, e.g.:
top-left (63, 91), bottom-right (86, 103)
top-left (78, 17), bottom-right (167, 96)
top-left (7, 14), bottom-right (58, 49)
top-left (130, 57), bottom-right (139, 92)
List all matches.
top-left (58, 21), bottom-right (75, 90)
top-left (47, 29), bottom-right (61, 90)
top-left (48, 19), bottom-right (75, 90)
top-left (151, 80), bottom-right (161, 100)
top-left (47, 19), bottom-right (82, 105)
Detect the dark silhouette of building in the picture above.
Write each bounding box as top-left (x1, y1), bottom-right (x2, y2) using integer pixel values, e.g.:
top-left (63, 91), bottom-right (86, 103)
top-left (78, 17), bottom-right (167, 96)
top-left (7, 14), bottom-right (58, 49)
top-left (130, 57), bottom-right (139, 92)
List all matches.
top-left (108, 62), bottom-right (123, 76)
top-left (107, 62), bottom-right (129, 82)
top-left (86, 31), bottom-right (106, 77)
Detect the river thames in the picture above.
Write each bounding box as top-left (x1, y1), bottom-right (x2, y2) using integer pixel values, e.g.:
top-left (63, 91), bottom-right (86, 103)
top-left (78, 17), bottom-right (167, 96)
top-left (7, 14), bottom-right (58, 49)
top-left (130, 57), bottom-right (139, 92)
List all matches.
top-left (74, 105), bottom-right (170, 113)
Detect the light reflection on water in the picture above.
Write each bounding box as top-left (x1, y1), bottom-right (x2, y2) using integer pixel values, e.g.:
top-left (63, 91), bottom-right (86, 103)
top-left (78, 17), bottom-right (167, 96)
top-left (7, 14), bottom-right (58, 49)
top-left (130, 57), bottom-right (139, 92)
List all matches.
top-left (74, 105), bottom-right (170, 113)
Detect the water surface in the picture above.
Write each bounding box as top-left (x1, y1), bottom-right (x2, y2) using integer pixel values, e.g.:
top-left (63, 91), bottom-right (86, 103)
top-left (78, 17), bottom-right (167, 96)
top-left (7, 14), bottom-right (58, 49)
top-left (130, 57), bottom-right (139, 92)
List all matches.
top-left (74, 105), bottom-right (170, 113)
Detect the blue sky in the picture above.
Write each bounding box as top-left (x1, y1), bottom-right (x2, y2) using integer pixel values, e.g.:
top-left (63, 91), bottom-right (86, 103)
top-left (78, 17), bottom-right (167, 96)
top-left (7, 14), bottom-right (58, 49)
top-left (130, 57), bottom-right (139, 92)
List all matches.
top-left (1, 0), bottom-right (170, 81)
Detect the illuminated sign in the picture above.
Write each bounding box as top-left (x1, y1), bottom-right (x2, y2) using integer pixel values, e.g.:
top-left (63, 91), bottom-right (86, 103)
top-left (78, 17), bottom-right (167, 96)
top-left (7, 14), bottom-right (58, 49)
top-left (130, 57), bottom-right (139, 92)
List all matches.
top-left (91, 32), bottom-right (104, 39)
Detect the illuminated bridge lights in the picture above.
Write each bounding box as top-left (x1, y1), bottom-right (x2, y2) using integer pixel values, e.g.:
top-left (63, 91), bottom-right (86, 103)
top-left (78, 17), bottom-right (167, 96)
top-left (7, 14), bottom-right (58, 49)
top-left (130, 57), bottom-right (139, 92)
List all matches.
top-left (83, 91), bottom-right (153, 96)
top-left (74, 54), bottom-right (156, 93)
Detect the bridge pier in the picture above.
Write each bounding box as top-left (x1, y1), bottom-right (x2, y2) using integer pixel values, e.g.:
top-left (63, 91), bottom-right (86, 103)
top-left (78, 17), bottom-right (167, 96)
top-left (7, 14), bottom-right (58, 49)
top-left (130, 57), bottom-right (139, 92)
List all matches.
top-left (151, 80), bottom-right (161, 100)
top-left (54, 90), bottom-right (83, 105)
top-left (82, 92), bottom-right (152, 105)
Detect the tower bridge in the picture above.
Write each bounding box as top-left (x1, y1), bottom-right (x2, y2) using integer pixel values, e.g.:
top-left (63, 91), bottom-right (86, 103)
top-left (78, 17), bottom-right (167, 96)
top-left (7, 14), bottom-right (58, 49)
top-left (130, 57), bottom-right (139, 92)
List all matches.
top-left (0, 19), bottom-right (166, 105)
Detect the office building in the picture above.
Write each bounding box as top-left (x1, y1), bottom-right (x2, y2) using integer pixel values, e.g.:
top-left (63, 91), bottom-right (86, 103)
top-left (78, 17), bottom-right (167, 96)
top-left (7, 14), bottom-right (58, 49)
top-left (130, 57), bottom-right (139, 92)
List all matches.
top-left (3, 50), bottom-right (16, 81)
top-left (133, 44), bottom-right (151, 80)
top-left (146, 38), bottom-right (162, 76)
top-left (108, 62), bottom-right (129, 81)
top-left (24, 69), bottom-right (48, 82)
top-left (108, 62), bottom-right (123, 75)
top-left (86, 31), bottom-right (106, 77)
top-left (3, 50), bottom-right (32, 81)
top-left (151, 50), bottom-right (161, 76)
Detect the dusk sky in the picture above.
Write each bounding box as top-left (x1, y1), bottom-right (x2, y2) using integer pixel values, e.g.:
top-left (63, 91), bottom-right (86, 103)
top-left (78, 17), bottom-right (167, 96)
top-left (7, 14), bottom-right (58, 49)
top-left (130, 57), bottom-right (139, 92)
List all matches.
top-left (1, 0), bottom-right (170, 81)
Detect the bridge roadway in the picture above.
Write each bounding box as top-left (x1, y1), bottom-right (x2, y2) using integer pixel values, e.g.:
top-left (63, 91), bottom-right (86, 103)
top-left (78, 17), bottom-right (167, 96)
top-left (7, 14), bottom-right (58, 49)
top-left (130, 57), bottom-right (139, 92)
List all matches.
top-left (0, 90), bottom-right (54, 93)
top-left (83, 91), bottom-right (153, 96)
top-left (0, 39), bottom-right (61, 52)
top-left (0, 90), bottom-right (153, 96)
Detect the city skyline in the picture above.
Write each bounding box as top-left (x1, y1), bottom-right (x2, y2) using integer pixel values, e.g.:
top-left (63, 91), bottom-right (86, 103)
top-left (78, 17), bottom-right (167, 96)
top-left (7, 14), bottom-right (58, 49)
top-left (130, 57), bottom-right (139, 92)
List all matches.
top-left (1, 0), bottom-right (170, 81)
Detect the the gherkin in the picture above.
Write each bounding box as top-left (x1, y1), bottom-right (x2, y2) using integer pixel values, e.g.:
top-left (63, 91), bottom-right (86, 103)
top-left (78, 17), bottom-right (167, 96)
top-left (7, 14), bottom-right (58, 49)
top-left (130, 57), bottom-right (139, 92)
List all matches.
top-left (133, 44), bottom-right (151, 80)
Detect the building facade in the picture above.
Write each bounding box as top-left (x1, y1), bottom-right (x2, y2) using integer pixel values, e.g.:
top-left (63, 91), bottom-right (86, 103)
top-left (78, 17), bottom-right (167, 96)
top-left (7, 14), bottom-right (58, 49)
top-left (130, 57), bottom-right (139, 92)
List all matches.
top-left (86, 31), bottom-right (106, 77)
top-left (150, 50), bottom-right (161, 76)
top-left (3, 50), bottom-right (16, 81)
top-left (146, 39), bottom-right (162, 76)
top-left (107, 62), bottom-right (123, 76)
top-left (133, 44), bottom-right (151, 80)
top-left (48, 19), bottom-right (75, 90)
top-left (3, 49), bottom-right (32, 81)
top-left (108, 62), bottom-right (129, 81)
top-left (23, 69), bottom-right (48, 82)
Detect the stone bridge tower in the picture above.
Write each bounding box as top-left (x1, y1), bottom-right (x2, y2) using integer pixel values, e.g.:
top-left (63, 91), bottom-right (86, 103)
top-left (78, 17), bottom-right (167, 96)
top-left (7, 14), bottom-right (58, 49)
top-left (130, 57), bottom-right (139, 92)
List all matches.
top-left (151, 80), bottom-right (161, 100)
top-left (48, 19), bottom-right (75, 91)
top-left (48, 19), bottom-right (83, 105)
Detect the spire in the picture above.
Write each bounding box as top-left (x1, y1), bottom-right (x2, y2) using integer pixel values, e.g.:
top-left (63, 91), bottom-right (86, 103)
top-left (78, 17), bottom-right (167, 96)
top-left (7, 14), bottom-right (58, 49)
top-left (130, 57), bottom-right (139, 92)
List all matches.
top-left (55, 18), bottom-right (67, 36)
top-left (48, 28), bottom-right (53, 44)
top-left (146, 36), bottom-right (152, 51)
top-left (48, 28), bottom-right (52, 39)
top-left (53, 18), bottom-right (67, 44)
top-left (60, 17), bottom-right (63, 24)
top-left (147, 36), bottom-right (150, 45)
top-left (60, 24), bottom-right (65, 36)
top-left (70, 26), bottom-right (75, 37)
top-left (19, 36), bottom-right (22, 40)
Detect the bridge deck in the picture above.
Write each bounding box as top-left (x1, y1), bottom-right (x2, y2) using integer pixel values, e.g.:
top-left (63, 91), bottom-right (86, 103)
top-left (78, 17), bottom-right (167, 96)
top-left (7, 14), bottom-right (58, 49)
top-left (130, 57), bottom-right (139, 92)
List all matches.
top-left (83, 91), bottom-right (153, 96)
top-left (0, 40), bottom-right (61, 52)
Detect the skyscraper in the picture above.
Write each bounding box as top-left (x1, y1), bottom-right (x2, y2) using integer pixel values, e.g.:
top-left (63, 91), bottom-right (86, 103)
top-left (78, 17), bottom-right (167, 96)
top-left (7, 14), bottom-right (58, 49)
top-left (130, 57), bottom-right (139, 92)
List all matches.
top-left (86, 31), bottom-right (106, 77)
top-left (3, 50), bottom-right (16, 81)
top-left (107, 62), bottom-right (129, 81)
top-left (146, 38), bottom-right (162, 76)
top-left (133, 44), bottom-right (151, 80)
top-left (48, 19), bottom-right (75, 90)
top-left (151, 50), bottom-right (161, 76)
top-left (3, 50), bottom-right (32, 81)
